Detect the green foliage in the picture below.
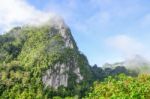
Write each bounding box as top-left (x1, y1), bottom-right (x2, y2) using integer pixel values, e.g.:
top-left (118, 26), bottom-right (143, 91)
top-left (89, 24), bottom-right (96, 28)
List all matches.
top-left (0, 25), bottom-right (146, 99)
top-left (0, 25), bottom-right (93, 98)
top-left (86, 74), bottom-right (150, 99)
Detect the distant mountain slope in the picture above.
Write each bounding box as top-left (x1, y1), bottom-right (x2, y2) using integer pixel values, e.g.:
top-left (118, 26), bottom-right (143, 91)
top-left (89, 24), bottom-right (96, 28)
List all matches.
top-left (103, 55), bottom-right (150, 73)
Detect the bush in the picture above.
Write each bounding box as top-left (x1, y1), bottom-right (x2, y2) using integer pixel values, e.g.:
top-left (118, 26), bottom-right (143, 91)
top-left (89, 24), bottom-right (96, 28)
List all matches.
top-left (86, 74), bottom-right (150, 99)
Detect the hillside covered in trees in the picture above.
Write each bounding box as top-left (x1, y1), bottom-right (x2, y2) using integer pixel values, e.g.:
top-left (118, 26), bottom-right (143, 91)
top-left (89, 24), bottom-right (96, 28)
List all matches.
top-left (0, 19), bottom-right (150, 99)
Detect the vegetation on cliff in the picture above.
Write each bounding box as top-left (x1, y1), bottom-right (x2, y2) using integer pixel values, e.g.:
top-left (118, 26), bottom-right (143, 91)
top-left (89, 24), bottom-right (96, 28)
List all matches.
top-left (0, 21), bottom-right (149, 99)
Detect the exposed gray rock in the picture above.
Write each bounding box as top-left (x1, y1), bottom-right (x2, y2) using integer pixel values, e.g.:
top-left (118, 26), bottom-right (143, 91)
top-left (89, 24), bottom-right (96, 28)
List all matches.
top-left (42, 18), bottom-right (84, 89)
top-left (42, 62), bottom-right (83, 89)
top-left (42, 63), bottom-right (69, 89)
top-left (58, 26), bottom-right (74, 49)
top-left (73, 67), bottom-right (83, 83)
top-left (48, 19), bottom-right (75, 49)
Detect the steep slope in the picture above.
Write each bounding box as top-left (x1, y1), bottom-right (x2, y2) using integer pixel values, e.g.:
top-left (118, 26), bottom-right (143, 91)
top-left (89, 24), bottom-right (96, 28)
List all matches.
top-left (0, 18), bottom-right (93, 98)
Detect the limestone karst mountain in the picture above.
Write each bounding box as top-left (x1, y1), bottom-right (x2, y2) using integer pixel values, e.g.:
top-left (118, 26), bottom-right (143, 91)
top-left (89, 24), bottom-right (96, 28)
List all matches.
top-left (0, 18), bottom-right (93, 98)
top-left (0, 17), bottom-right (141, 98)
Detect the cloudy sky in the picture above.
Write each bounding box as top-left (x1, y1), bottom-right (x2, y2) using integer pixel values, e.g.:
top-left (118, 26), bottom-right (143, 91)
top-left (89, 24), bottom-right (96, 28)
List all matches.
top-left (0, 0), bottom-right (150, 66)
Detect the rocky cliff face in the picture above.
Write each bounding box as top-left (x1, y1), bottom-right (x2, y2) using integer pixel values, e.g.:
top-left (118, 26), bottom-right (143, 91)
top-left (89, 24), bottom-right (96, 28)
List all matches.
top-left (0, 18), bottom-right (93, 91)
top-left (42, 62), bottom-right (83, 89)
top-left (40, 19), bottom-right (88, 89)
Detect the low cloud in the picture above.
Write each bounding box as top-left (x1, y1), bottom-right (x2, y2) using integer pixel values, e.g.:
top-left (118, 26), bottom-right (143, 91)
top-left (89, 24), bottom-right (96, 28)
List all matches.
top-left (106, 35), bottom-right (145, 56)
top-left (0, 0), bottom-right (53, 33)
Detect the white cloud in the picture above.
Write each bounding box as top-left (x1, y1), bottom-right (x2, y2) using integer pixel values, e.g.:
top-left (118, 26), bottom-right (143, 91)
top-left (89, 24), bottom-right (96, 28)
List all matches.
top-left (106, 35), bottom-right (144, 56)
top-left (0, 0), bottom-right (53, 33)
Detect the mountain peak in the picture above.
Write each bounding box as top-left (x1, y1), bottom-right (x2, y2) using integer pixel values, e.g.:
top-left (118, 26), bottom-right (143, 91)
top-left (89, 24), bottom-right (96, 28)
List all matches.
top-left (0, 18), bottom-right (93, 92)
top-left (33, 16), bottom-right (68, 30)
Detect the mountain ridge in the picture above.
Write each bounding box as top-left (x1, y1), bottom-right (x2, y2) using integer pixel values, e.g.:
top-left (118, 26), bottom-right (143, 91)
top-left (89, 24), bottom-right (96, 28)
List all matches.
top-left (0, 18), bottom-right (140, 98)
top-left (0, 18), bottom-right (94, 98)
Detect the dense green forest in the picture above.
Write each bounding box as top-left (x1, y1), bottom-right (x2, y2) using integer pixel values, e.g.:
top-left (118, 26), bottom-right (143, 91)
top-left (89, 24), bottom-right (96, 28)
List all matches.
top-left (0, 22), bottom-right (150, 99)
top-left (86, 74), bottom-right (150, 99)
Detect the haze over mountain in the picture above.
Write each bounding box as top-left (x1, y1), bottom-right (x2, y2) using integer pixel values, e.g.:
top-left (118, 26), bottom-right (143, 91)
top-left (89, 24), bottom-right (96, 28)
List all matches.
top-left (103, 55), bottom-right (150, 73)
